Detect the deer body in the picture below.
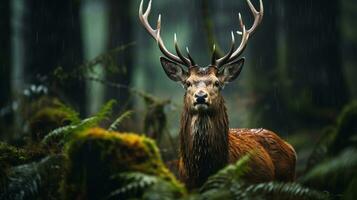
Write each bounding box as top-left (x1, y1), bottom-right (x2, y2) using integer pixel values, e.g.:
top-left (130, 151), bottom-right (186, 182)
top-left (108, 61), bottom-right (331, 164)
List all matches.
top-left (139, 0), bottom-right (296, 189)
top-left (177, 69), bottom-right (296, 188)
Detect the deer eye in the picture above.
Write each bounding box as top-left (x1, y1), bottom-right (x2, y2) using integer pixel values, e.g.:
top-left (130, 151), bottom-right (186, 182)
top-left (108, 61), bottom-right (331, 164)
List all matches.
top-left (214, 81), bottom-right (220, 87)
top-left (185, 81), bottom-right (192, 88)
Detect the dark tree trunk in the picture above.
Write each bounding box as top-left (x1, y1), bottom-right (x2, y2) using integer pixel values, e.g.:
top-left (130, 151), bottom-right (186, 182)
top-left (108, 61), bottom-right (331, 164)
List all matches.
top-left (25, 0), bottom-right (85, 113)
top-left (106, 0), bottom-right (134, 114)
top-left (0, 0), bottom-right (10, 108)
top-left (341, 0), bottom-right (357, 99)
top-left (284, 0), bottom-right (348, 127)
top-left (248, 0), bottom-right (284, 132)
top-left (0, 0), bottom-right (11, 139)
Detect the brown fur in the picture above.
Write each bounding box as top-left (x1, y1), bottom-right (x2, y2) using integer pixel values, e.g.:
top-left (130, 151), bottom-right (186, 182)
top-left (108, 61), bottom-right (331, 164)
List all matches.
top-left (178, 93), bottom-right (296, 189)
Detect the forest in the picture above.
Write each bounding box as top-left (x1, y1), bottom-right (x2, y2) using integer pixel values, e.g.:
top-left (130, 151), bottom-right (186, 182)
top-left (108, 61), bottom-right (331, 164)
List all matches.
top-left (0, 0), bottom-right (356, 199)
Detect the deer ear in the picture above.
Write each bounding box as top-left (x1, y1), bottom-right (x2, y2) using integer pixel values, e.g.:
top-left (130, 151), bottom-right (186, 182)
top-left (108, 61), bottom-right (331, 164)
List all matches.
top-left (218, 58), bottom-right (245, 83)
top-left (160, 57), bottom-right (188, 82)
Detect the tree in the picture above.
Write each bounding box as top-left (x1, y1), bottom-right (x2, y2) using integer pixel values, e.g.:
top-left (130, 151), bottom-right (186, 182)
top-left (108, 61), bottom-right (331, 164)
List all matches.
top-left (25, 0), bottom-right (85, 113)
top-left (106, 0), bottom-right (134, 117)
top-left (283, 0), bottom-right (348, 128)
top-left (247, 0), bottom-right (284, 132)
top-left (0, 0), bottom-right (11, 139)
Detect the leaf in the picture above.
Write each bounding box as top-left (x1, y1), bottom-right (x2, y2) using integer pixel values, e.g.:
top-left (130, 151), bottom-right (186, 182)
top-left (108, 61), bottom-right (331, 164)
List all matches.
top-left (41, 100), bottom-right (117, 146)
top-left (107, 172), bottom-right (159, 199)
top-left (200, 154), bottom-right (251, 192)
top-left (301, 148), bottom-right (357, 185)
top-left (0, 155), bottom-right (65, 200)
top-left (57, 102), bottom-right (81, 124)
top-left (108, 110), bottom-right (133, 131)
top-left (239, 182), bottom-right (329, 200)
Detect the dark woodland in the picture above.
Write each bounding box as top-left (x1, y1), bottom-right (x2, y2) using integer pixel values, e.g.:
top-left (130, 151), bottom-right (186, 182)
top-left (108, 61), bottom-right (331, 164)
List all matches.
top-left (0, 0), bottom-right (356, 199)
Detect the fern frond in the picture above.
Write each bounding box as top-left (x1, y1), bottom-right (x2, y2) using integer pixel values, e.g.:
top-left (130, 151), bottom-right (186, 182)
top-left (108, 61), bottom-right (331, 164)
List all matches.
top-left (0, 155), bottom-right (65, 200)
top-left (107, 172), bottom-right (159, 199)
top-left (108, 110), bottom-right (133, 131)
top-left (301, 148), bottom-right (357, 184)
top-left (42, 100), bottom-right (117, 146)
top-left (200, 154), bottom-right (250, 192)
top-left (305, 126), bottom-right (336, 171)
top-left (108, 171), bottom-right (184, 200)
top-left (237, 182), bottom-right (329, 200)
top-left (42, 117), bottom-right (95, 145)
top-left (343, 174), bottom-right (357, 199)
top-left (57, 102), bottom-right (81, 124)
top-left (96, 99), bottom-right (117, 122)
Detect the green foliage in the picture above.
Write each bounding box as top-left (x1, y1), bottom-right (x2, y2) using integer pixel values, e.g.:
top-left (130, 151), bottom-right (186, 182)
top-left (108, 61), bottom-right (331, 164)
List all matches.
top-left (343, 175), bottom-right (357, 200)
top-left (41, 100), bottom-right (117, 146)
top-left (331, 101), bottom-right (357, 154)
top-left (28, 97), bottom-right (78, 142)
top-left (53, 43), bottom-right (135, 82)
top-left (196, 154), bottom-right (328, 200)
top-left (302, 101), bottom-right (357, 198)
top-left (0, 142), bottom-right (46, 173)
top-left (0, 155), bottom-right (66, 200)
top-left (236, 182), bottom-right (329, 200)
top-left (301, 148), bottom-right (357, 190)
top-left (94, 99), bottom-right (117, 123)
top-left (108, 172), bottom-right (159, 198)
top-left (108, 172), bottom-right (183, 200)
top-left (0, 142), bottom-right (32, 169)
top-left (200, 154), bottom-right (250, 192)
top-left (305, 126), bottom-right (336, 171)
top-left (56, 102), bottom-right (81, 124)
top-left (62, 128), bottom-right (185, 200)
top-left (5, 98), bottom-right (356, 200)
top-left (108, 110), bottom-right (133, 131)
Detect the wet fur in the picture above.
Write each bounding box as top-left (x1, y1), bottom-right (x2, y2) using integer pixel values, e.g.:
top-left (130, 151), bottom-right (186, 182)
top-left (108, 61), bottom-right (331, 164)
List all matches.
top-left (178, 94), bottom-right (296, 189)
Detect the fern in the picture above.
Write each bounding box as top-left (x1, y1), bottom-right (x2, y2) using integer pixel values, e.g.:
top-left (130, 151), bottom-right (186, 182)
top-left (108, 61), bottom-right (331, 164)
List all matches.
top-left (108, 171), bottom-right (184, 200)
top-left (95, 99), bottom-right (117, 123)
top-left (107, 172), bottom-right (159, 199)
top-left (301, 148), bottom-right (357, 185)
top-left (198, 154), bottom-right (328, 200)
top-left (108, 110), bottom-right (133, 131)
top-left (343, 174), bottom-right (357, 199)
top-left (305, 126), bottom-right (336, 171)
top-left (42, 100), bottom-right (117, 146)
top-left (57, 102), bottom-right (81, 124)
top-left (200, 154), bottom-right (250, 192)
top-left (42, 117), bottom-right (96, 146)
top-left (0, 155), bottom-right (65, 200)
top-left (236, 182), bottom-right (329, 200)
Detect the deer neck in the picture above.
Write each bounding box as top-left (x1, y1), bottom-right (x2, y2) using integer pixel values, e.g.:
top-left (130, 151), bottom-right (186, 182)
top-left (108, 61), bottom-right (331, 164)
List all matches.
top-left (179, 96), bottom-right (229, 187)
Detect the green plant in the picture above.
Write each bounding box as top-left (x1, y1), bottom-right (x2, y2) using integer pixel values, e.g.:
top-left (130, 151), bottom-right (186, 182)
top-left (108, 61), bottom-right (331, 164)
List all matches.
top-left (0, 155), bottom-right (66, 200)
top-left (41, 100), bottom-right (117, 146)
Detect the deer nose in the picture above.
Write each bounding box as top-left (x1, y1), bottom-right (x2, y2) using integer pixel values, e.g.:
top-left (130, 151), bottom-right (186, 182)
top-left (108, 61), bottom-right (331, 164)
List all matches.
top-left (194, 91), bottom-right (208, 104)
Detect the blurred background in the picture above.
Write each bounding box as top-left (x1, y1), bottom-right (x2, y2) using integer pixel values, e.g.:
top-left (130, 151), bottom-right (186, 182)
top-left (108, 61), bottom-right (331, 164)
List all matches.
top-left (0, 0), bottom-right (356, 179)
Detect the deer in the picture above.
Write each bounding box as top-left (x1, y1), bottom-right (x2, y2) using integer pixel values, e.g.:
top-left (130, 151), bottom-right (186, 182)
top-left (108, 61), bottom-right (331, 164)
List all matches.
top-left (139, 0), bottom-right (296, 189)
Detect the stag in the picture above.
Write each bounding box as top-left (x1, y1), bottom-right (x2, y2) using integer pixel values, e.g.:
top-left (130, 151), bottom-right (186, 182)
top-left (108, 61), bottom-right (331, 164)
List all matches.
top-left (139, 0), bottom-right (296, 188)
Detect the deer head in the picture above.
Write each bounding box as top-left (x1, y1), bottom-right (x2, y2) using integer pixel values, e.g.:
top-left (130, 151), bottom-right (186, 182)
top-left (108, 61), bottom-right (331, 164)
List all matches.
top-left (139, 0), bottom-right (263, 114)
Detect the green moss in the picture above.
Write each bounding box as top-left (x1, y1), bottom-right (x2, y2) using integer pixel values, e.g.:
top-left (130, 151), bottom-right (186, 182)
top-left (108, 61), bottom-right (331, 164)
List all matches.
top-left (62, 128), bottom-right (185, 199)
top-left (29, 107), bottom-right (74, 141)
top-left (330, 101), bottom-right (357, 154)
top-left (26, 96), bottom-right (80, 142)
top-left (0, 142), bottom-right (46, 182)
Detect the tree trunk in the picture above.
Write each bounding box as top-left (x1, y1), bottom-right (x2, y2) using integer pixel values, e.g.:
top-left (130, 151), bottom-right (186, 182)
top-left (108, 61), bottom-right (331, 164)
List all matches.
top-left (106, 0), bottom-right (134, 117)
top-left (283, 0), bottom-right (348, 128)
top-left (341, 0), bottom-right (357, 99)
top-left (248, 0), bottom-right (284, 132)
top-left (25, 0), bottom-right (85, 113)
top-left (0, 0), bottom-right (11, 139)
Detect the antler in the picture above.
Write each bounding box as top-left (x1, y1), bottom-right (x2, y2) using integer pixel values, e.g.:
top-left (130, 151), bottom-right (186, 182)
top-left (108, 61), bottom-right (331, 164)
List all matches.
top-left (139, 0), bottom-right (194, 67)
top-left (213, 0), bottom-right (264, 68)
